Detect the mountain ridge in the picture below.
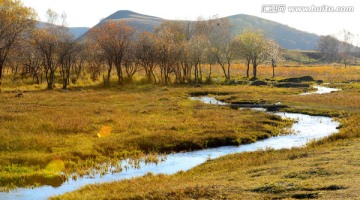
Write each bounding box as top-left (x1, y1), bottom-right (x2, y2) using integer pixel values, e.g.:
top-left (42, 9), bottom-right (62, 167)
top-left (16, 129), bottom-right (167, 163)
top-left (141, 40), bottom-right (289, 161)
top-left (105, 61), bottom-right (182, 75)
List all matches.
top-left (83, 10), bottom-right (319, 50)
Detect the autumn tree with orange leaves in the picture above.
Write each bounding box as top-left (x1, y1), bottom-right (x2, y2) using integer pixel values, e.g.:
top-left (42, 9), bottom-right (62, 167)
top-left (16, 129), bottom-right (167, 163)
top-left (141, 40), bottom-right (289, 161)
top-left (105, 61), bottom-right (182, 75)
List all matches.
top-left (89, 21), bottom-right (134, 86)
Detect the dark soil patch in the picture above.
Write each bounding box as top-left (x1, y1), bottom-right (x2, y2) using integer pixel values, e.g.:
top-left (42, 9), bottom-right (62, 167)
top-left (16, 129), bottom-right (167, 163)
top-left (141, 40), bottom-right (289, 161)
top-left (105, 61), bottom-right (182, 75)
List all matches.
top-left (279, 76), bottom-right (315, 83)
top-left (275, 83), bottom-right (310, 88)
top-left (250, 80), bottom-right (268, 86)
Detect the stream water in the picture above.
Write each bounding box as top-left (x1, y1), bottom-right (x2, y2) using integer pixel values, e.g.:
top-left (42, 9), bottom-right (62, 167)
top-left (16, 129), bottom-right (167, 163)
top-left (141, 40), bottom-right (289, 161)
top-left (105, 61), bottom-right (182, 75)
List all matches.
top-left (300, 85), bottom-right (340, 95)
top-left (0, 86), bottom-right (340, 200)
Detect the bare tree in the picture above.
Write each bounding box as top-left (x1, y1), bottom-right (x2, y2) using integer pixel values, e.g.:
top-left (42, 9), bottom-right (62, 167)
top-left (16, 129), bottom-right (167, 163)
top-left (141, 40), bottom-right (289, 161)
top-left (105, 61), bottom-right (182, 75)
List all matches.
top-left (134, 32), bottom-right (158, 83)
top-left (339, 30), bottom-right (353, 68)
top-left (0, 0), bottom-right (36, 87)
top-left (58, 33), bottom-right (78, 89)
top-left (84, 42), bottom-right (104, 81)
top-left (208, 17), bottom-right (234, 82)
top-left (32, 9), bottom-right (75, 89)
top-left (155, 26), bottom-right (184, 85)
top-left (187, 34), bottom-right (210, 84)
top-left (32, 28), bottom-right (60, 89)
top-left (16, 37), bottom-right (43, 84)
top-left (123, 43), bottom-right (139, 82)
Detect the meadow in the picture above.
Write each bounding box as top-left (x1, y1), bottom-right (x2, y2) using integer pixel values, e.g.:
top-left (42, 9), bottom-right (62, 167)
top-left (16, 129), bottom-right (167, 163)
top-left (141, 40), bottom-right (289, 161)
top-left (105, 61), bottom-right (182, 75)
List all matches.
top-left (57, 65), bottom-right (359, 199)
top-left (0, 78), bottom-right (295, 189)
top-left (0, 65), bottom-right (359, 199)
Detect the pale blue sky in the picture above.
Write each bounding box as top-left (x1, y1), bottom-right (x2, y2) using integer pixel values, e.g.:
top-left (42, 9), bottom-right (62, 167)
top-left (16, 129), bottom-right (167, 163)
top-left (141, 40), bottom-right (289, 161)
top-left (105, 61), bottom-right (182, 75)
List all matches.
top-left (22, 0), bottom-right (360, 42)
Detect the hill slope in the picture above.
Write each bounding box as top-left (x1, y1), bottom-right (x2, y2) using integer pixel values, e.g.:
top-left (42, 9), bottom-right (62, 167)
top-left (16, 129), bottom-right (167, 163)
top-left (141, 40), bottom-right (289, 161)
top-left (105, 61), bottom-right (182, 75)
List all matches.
top-left (228, 14), bottom-right (319, 50)
top-left (84, 10), bottom-right (319, 50)
top-left (98, 10), bottom-right (164, 32)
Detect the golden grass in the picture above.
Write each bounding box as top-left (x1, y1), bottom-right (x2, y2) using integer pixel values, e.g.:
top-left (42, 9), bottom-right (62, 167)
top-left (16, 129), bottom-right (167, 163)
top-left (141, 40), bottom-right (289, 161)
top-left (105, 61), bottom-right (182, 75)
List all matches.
top-left (55, 81), bottom-right (360, 199)
top-left (1, 64), bottom-right (359, 194)
top-left (56, 83), bottom-right (360, 199)
top-left (222, 64), bottom-right (360, 82)
top-left (0, 85), bottom-right (294, 189)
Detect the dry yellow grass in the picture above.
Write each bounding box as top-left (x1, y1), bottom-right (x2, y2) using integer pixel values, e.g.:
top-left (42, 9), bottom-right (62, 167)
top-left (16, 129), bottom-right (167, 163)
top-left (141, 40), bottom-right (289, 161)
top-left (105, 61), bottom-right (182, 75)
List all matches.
top-left (0, 85), bottom-right (293, 189)
top-left (206, 64), bottom-right (360, 82)
top-left (55, 82), bottom-right (360, 199)
top-left (1, 64), bottom-right (359, 195)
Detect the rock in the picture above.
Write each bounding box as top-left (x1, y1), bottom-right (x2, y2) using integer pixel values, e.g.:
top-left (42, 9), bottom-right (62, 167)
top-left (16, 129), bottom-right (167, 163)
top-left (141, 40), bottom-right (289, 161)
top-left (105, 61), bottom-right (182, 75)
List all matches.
top-left (250, 80), bottom-right (268, 86)
top-left (316, 80), bottom-right (324, 84)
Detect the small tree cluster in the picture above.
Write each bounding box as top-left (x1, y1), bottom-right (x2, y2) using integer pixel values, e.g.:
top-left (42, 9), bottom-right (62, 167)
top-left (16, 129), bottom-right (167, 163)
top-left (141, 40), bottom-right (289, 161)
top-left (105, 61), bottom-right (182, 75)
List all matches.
top-left (232, 30), bottom-right (281, 79)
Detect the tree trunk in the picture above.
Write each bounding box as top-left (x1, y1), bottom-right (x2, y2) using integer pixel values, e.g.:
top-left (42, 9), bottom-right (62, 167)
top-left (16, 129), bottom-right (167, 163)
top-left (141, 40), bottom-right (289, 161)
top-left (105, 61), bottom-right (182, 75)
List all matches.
top-left (246, 60), bottom-right (250, 78)
top-left (115, 64), bottom-right (123, 84)
top-left (272, 59), bottom-right (276, 78)
top-left (63, 79), bottom-right (68, 89)
top-left (194, 64), bottom-right (198, 84)
top-left (219, 63), bottom-right (228, 81)
top-left (47, 70), bottom-right (55, 90)
top-left (272, 65), bottom-right (275, 78)
top-left (199, 65), bottom-right (202, 83)
top-left (227, 61), bottom-right (231, 81)
top-left (151, 70), bottom-right (157, 84)
top-left (253, 64), bottom-right (257, 79)
top-left (105, 64), bottom-right (112, 86)
top-left (207, 64), bottom-right (212, 83)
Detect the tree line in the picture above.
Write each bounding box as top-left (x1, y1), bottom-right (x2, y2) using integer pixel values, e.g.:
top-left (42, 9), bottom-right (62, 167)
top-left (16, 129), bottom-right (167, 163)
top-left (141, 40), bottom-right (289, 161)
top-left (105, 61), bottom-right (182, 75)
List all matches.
top-left (1, 0), bottom-right (282, 89)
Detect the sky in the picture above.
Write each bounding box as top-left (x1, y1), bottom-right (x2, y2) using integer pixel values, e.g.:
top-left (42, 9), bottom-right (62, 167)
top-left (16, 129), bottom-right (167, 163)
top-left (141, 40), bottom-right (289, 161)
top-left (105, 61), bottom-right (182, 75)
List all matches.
top-left (22, 0), bottom-right (360, 41)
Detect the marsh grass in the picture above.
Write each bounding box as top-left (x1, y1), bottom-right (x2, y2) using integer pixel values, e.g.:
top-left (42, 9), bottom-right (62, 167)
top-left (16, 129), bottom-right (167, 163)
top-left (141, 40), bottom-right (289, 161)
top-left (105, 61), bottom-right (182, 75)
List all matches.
top-left (55, 80), bottom-right (360, 199)
top-left (2, 65), bottom-right (359, 194)
top-left (0, 84), bottom-right (294, 189)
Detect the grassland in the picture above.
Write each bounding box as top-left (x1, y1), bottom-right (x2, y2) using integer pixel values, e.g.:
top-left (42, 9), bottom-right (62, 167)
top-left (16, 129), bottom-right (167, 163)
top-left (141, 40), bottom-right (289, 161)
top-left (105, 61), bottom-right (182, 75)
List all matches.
top-left (0, 65), bottom-right (359, 198)
top-left (0, 84), bottom-right (295, 189)
top-left (53, 66), bottom-right (359, 199)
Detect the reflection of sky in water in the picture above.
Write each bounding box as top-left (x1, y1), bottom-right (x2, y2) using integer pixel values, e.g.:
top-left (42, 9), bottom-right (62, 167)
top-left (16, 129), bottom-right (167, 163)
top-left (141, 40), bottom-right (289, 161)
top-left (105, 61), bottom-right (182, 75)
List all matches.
top-left (189, 96), bottom-right (228, 105)
top-left (300, 85), bottom-right (340, 95)
top-left (0, 87), bottom-right (340, 200)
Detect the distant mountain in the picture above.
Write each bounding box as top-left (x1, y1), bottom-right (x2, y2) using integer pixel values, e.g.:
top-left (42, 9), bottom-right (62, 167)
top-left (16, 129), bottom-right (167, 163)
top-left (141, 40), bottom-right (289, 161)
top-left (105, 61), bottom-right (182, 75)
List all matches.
top-left (37, 22), bottom-right (90, 39)
top-left (83, 10), bottom-right (319, 50)
top-left (228, 14), bottom-right (319, 50)
top-left (97, 10), bottom-right (164, 32)
top-left (68, 27), bottom-right (90, 39)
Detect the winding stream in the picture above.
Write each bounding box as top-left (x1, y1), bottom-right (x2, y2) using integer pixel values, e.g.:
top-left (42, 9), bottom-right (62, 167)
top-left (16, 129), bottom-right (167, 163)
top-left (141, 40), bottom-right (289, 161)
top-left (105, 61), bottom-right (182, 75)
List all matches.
top-left (0, 86), bottom-right (340, 200)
